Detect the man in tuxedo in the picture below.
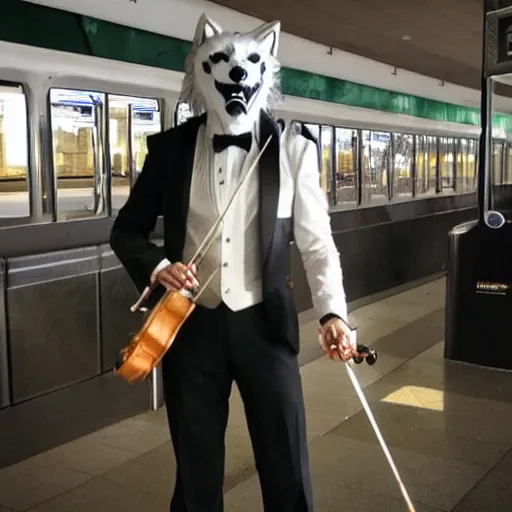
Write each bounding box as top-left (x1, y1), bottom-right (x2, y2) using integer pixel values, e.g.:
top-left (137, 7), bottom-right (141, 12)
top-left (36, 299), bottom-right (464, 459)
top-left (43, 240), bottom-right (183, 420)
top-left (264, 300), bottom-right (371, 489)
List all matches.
top-left (110, 13), bottom-right (355, 512)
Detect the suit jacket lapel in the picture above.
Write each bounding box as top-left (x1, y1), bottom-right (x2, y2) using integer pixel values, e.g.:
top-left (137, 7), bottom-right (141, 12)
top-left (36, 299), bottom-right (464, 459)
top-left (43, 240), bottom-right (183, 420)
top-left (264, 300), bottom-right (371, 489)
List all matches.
top-left (165, 113), bottom-right (206, 259)
top-left (181, 114), bottom-right (206, 221)
top-left (258, 109), bottom-right (282, 268)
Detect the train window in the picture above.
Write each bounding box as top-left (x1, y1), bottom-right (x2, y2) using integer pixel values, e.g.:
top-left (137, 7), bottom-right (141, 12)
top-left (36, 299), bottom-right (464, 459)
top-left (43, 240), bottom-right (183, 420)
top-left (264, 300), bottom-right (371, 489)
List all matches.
top-left (0, 83), bottom-right (30, 219)
top-left (334, 128), bottom-right (357, 209)
top-left (49, 88), bottom-right (107, 221)
top-left (415, 135), bottom-right (436, 196)
top-left (319, 126), bottom-right (333, 199)
top-left (392, 133), bottom-right (413, 200)
top-left (108, 94), bottom-right (162, 214)
top-left (439, 137), bottom-right (455, 192)
top-left (361, 130), bottom-right (390, 205)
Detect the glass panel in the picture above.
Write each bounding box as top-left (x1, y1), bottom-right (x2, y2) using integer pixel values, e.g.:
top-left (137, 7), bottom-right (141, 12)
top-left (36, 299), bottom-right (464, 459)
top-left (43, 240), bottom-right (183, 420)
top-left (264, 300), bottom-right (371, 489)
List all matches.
top-left (415, 135), bottom-right (425, 194)
top-left (320, 125), bottom-right (332, 200)
top-left (455, 138), bottom-right (464, 192)
top-left (415, 134), bottom-right (435, 196)
top-left (492, 140), bottom-right (504, 185)
top-left (109, 95), bottom-right (130, 213)
top-left (0, 84), bottom-right (29, 218)
top-left (426, 136), bottom-right (438, 192)
top-left (334, 127), bottom-right (357, 209)
top-left (50, 88), bottom-right (106, 221)
top-left (108, 94), bottom-right (162, 213)
top-left (457, 138), bottom-right (476, 193)
top-left (392, 133), bottom-right (413, 199)
top-left (361, 130), bottom-right (390, 205)
top-left (133, 100), bottom-right (162, 175)
top-left (467, 139), bottom-right (477, 190)
top-left (506, 142), bottom-right (512, 184)
top-left (440, 137), bottom-right (455, 192)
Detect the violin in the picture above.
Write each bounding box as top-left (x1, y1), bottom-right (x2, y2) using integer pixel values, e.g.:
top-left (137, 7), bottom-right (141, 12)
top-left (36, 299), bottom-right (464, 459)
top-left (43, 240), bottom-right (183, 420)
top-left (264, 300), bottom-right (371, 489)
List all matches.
top-left (114, 136), bottom-right (273, 384)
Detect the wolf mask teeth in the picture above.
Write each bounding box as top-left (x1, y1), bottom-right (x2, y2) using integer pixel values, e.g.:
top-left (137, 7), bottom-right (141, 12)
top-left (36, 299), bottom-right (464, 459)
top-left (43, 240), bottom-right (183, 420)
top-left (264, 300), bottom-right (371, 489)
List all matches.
top-left (180, 13), bottom-right (282, 129)
top-left (214, 81), bottom-right (262, 115)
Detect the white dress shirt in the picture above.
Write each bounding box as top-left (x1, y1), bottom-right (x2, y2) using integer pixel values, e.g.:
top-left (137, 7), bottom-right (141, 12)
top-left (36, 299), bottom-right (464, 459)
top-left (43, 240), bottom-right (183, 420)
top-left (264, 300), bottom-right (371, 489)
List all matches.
top-left (151, 116), bottom-right (348, 321)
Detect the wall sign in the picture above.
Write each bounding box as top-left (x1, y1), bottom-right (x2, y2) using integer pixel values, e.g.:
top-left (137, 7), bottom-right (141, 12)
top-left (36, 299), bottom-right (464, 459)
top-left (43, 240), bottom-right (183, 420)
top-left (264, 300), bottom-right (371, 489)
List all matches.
top-left (485, 5), bottom-right (512, 76)
top-left (476, 281), bottom-right (510, 295)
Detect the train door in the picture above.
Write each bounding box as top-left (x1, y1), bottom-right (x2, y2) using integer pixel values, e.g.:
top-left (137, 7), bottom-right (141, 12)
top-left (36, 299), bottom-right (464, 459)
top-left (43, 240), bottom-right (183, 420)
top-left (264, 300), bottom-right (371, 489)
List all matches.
top-left (49, 89), bottom-right (107, 221)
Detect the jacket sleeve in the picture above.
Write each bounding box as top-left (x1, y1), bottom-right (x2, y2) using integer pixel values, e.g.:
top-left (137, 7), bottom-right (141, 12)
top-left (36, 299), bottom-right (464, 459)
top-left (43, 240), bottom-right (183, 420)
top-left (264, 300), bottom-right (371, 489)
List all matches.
top-left (292, 132), bottom-right (348, 324)
top-left (110, 133), bottom-right (166, 293)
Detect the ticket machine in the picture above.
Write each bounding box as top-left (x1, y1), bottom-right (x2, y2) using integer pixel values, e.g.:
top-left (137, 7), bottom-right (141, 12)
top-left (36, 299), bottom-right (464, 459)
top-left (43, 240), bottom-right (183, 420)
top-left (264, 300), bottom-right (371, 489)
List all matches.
top-left (445, 0), bottom-right (512, 369)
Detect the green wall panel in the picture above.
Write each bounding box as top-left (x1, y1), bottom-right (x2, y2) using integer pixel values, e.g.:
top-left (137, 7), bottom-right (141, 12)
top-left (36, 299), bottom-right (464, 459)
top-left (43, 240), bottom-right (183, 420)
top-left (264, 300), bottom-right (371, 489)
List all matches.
top-left (281, 68), bottom-right (484, 125)
top-left (82, 17), bottom-right (189, 71)
top-left (2, 0), bottom-right (510, 131)
top-left (2, 0), bottom-right (89, 55)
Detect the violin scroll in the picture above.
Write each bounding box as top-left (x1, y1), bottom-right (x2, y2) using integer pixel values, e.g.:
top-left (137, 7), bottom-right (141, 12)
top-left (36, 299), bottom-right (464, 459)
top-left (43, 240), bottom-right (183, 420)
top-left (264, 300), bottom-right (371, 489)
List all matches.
top-left (352, 344), bottom-right (378, 366)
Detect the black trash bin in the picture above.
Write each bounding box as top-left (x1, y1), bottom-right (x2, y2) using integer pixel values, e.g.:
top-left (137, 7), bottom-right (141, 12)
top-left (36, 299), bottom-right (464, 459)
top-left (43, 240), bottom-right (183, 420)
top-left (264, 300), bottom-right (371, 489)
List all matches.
top-left (445, 219), bottom-right (512, 369)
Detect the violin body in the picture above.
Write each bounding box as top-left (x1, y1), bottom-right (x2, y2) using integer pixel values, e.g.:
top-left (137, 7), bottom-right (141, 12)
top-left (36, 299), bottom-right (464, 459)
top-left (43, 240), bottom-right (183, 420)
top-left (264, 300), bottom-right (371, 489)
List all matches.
top-left (115, 290), bottom-right (196, 383)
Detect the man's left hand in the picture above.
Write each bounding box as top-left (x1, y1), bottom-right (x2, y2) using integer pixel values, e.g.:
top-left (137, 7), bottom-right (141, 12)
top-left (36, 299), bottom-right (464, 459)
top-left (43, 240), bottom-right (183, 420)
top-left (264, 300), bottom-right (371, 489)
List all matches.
top-left (318, 317), bottom-right (357, 362)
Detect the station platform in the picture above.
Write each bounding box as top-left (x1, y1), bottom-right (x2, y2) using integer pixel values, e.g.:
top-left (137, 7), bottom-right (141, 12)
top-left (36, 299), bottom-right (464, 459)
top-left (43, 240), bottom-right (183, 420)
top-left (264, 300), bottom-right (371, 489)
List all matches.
top-left (1, 276), bottom-right (512, 512)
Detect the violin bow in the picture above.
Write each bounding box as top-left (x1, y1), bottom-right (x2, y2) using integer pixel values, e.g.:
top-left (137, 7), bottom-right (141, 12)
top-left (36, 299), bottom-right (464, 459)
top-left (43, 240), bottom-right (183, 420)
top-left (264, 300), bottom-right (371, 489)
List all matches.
top-left (186, 134), bottom-right (273, 270)
top-left (342, 327), bottom-right (417, 512)
top-left (130, 135), bottom-right (273, 312)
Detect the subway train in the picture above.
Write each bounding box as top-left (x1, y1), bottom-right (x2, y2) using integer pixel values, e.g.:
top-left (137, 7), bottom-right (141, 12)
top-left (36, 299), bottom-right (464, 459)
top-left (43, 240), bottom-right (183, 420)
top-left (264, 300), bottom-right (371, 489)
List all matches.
top-left (0, 5), bottom-right (511, 469)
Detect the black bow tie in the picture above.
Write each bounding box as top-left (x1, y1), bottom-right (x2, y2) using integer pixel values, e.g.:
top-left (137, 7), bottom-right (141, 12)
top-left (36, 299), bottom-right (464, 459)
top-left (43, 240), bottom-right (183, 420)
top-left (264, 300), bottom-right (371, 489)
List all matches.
top-left (213, 132), bottom-right (252, 153)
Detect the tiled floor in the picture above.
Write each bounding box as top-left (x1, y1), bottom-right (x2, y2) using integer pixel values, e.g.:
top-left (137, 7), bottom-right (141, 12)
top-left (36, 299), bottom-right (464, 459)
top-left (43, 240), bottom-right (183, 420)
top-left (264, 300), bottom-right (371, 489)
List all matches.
top-left (2, 276), bottom-right (512, 511)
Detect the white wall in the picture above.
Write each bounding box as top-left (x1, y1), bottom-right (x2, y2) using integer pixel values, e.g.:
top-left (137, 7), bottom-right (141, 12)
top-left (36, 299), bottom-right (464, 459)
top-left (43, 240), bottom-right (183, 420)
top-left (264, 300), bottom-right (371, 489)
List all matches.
top-left (21, 0), bottom-right (511, 113)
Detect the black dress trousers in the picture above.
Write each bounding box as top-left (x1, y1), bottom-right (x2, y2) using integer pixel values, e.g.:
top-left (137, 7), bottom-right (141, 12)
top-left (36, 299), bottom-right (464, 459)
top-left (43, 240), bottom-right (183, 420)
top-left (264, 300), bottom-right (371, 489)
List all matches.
top-left (161, 301), bottom-right (314, 512)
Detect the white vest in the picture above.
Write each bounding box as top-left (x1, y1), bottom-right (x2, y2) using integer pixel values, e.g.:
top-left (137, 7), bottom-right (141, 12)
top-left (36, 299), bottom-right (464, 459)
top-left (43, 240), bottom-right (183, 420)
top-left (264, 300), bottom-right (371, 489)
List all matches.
top-left (181, 122), bottom-right (262, 310)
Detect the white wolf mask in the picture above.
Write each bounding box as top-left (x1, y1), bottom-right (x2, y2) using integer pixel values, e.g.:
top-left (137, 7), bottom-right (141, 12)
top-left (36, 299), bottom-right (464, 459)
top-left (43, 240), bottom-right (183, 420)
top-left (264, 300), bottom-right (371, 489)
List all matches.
top-left (179, 14), bottom-right (282, 134)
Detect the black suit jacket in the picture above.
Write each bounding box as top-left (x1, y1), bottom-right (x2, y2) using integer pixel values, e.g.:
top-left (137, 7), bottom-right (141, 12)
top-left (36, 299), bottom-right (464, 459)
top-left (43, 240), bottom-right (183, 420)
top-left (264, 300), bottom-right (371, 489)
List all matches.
top-left (110, 110), bottom-right (302, 353)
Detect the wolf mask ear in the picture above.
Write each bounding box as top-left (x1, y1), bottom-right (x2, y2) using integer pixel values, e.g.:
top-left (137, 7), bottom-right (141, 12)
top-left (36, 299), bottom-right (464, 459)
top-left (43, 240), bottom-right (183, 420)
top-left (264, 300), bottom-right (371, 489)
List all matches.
top-left (249, 21), bottom-right (280, 57)
top-left (193, 13), bottom-right (223, 46)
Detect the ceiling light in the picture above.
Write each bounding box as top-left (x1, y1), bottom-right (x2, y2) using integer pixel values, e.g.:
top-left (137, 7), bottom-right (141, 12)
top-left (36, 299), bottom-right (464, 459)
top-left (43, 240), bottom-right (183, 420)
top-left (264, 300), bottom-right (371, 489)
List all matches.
top-left (402, 35), bottom-right (411, 41)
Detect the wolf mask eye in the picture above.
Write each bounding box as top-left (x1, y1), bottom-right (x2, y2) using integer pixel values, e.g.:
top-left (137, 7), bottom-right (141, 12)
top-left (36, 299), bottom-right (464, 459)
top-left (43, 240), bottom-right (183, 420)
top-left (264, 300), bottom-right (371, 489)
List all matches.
top-left (210, 52), bottom-right (230, 64)
top-left (247, 53), bottom-right (261, 63)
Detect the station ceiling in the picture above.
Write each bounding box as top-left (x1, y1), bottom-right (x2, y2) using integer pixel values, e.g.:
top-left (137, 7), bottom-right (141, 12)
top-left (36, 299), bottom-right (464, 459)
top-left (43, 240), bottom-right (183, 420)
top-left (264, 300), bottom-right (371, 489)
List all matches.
top-left (211, 0), bottom-right (483, 91)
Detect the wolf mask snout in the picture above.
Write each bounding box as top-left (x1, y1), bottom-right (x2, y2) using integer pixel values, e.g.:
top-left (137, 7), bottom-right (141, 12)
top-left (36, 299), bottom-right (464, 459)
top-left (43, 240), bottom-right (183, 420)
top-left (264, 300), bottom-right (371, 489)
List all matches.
top-left (229, 66), bottom-right (248, 83)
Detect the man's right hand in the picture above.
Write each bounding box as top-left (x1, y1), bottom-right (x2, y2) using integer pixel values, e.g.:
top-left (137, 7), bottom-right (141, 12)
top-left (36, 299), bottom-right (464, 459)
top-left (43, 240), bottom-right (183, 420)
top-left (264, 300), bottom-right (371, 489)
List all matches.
top-left (155, 262), bottom-right (199, 292)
